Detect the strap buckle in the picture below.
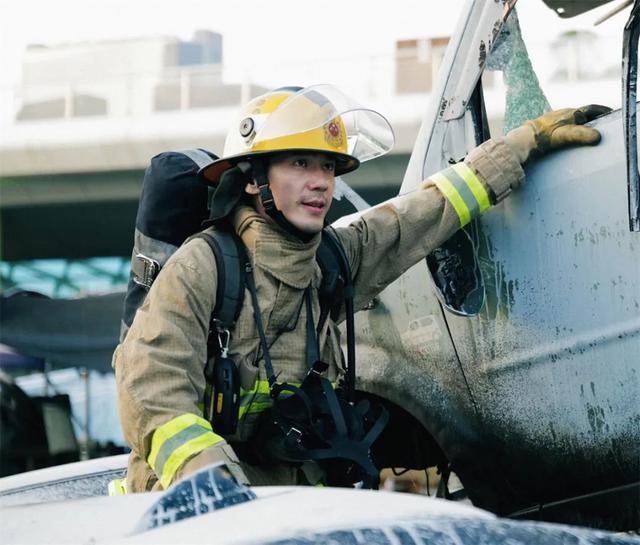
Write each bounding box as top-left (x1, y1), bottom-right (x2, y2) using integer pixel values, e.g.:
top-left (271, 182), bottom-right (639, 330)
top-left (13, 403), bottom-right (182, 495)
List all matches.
top-left (258, 184), bottom-right (274, 211)
top-left (132, 253), bottom-right (160, 289)
top-left (285, 427), bottom-right (303, 445)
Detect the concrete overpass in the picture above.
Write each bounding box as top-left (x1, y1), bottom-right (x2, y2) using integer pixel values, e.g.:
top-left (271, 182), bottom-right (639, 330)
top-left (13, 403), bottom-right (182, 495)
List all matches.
top-left (0, 93), bottom-right (425, 262)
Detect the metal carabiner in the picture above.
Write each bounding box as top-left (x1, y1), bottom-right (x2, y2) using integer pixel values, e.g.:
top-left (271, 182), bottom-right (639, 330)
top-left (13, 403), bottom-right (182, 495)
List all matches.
top-left (217, 328), bottom-right (231, 358)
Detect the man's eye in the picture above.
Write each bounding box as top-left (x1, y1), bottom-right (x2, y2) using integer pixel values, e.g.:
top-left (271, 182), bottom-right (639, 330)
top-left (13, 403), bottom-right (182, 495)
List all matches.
top-left (324, 162), bottom-right (336, 172)
top-left (293, 159), bottom-right (307, 167)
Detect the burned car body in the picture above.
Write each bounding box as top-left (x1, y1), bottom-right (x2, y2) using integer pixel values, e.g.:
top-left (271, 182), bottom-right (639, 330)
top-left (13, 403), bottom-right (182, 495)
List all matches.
top-left (347, 0), bottom-right (640, 531)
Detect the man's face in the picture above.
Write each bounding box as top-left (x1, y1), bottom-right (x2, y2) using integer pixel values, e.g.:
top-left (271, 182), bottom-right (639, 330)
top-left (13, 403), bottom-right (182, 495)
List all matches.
top-left (264, 152), bottom-right (336, 234)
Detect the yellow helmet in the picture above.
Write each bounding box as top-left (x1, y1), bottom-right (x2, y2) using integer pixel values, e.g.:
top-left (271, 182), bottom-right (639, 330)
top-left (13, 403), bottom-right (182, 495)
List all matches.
top-left (200, 84), bottom-right (394, 184)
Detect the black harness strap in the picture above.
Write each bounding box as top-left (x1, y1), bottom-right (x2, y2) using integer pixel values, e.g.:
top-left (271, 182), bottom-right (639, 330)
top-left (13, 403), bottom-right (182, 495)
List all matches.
top-left (319, 227), bottom-right (356, 401)
top-left (194, 229), bottom-right (246, 358)
top-left (197, 224), bottom-right (387, 488)
top-left (304, 289), bottom-right (320, 367)
top-left (194, 228), bottom-right (247, 434)
top-left (244, 258), bottom-right (280, 394)
top-left (243, 258), bottom-right (387, 488)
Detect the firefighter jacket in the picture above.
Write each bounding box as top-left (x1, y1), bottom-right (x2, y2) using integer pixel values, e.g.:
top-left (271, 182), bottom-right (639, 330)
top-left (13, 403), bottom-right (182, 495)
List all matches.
top-left (113, 138), bottom-right (524, 492)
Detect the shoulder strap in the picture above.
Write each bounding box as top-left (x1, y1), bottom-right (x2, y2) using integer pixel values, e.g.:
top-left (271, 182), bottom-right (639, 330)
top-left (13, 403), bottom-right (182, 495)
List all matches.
top-left (194, 228), bottom-right (246, 332)
top-left (316, 226), bottom-right (352, 322)
top-left (316, 227), bottom-right (356, 402)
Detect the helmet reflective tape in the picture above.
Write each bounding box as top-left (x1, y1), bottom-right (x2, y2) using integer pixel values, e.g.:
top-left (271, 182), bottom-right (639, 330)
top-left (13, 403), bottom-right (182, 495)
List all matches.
top-left (108, 477), bottom-right (128, 496)
top-left (147, 413), bottom-right (224, 489)
top-left (430, 163), bottom-right (491, 227)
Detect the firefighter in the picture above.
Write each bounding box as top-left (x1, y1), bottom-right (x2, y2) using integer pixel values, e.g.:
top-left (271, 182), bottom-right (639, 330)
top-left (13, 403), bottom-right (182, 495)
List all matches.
top-left (113, 85), bottom-right (607, 493)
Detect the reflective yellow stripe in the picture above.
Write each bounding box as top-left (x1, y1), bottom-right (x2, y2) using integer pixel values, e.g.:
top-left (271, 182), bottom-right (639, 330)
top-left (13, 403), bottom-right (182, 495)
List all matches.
top-left (432, 171), bottom-right (471, 226)
top-left (159, 432), bottom-right (222, 489)
top-left (148, 414), bottom-right (211, 469)
top-left (432, 163), bottom-right (491, 227)
top-left (108, 477), bottom-right (127, 496)
top-left (239, 401), bottom-right (274, 418)
top-left (451, 163), bottom-right (490, 213)
top-left (240, 380), bottom-right (271, 397)
top-left (148, 414), bottom-right (224, 489)
top-left (238, 380), bottom-right (300, 418)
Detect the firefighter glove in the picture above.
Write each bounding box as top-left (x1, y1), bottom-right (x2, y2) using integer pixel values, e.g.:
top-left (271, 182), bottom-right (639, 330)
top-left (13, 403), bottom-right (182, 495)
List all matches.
top-left (504, 104), bottom-right (612, 164)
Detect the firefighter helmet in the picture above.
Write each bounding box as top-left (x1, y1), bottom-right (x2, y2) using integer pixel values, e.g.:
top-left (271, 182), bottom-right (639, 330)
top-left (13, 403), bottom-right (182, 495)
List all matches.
top-left (200, 84), bottom-right (394, 184)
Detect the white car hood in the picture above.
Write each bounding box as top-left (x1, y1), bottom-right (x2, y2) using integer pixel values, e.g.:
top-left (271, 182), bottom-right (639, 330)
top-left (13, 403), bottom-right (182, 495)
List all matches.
top-left (2, 485), bottom-right (489, 545)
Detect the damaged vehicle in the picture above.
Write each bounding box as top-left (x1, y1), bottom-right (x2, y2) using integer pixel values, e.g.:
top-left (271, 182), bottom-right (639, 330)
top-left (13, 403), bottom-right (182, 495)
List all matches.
top-left (347, 0), bottom-right (639, 532)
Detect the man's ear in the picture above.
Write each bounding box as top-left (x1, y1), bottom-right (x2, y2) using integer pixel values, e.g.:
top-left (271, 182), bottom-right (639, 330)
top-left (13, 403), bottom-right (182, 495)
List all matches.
top-left (244, 179), bottom-right (259, 195)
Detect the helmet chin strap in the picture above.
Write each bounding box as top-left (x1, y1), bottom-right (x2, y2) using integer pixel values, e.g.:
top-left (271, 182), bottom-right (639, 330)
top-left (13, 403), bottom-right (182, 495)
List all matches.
top-left (249, 158), bottom-right (316, 243)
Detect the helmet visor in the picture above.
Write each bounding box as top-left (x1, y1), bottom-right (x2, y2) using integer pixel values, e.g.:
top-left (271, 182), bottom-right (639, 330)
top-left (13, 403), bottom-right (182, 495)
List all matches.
top-left (253, 84), bottom-right (395, 164)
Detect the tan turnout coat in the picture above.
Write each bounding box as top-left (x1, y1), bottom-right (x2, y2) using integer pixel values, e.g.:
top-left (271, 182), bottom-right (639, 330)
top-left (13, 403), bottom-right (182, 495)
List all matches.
top-left (113, 139), bottom-right (524, 492)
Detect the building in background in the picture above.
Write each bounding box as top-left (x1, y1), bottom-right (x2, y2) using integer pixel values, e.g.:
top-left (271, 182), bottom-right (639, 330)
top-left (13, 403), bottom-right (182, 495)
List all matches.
top-left (17, 31), bottom-right (224, 120)
top-left (396, 36), bottom-right (451, 94)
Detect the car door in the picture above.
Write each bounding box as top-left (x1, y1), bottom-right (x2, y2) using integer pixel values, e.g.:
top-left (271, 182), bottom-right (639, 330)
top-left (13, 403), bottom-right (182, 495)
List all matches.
top-left (423, 1), bottom-right (639, 524)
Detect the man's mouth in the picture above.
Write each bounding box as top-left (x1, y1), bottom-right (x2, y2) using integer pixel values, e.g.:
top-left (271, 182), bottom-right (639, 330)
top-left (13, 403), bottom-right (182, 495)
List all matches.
top-left (301, 199), bottom-right (326, 212)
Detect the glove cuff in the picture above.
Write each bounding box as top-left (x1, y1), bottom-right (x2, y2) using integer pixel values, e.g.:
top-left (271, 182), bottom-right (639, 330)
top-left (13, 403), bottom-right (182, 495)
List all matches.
top-left (464, 138), bottom-right (525, 204)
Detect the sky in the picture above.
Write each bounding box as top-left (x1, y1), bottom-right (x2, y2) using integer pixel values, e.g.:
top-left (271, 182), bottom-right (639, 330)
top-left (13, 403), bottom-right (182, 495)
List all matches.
top-left (0, 0), bottom-right (462, 88)
top-left (0, 0), bottom-right (627, 92)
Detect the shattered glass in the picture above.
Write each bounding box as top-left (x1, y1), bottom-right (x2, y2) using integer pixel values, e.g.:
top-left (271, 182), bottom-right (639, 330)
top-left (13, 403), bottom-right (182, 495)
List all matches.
top-left (486, 9), bottom-right (551, 134)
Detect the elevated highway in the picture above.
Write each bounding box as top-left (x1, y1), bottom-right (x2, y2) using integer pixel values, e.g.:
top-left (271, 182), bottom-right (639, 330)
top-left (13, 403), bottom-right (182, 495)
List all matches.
top-left (0, 102), bottom-right (424, 261)
top-left (0, 98), bottom-right (422, 261)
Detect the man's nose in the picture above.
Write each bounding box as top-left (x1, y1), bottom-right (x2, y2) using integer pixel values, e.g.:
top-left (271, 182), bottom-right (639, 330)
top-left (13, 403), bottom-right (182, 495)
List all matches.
top-left (306, 168), bottom-right (332, 191)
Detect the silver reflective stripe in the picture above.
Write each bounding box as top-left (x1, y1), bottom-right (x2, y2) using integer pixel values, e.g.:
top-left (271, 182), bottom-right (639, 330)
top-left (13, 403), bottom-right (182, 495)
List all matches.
top-left (441, 166), bottom-right (481, 218)
top-left (133, 229), bottom-right (178, 267)
top-left (119, 320), bottom-right (130, 342)
top-left (153, 423), bottom-right (210, 480)
top-left (334, 177), bottom-right (370, 211)
top-left (179, 149), bottom-right (214, 170)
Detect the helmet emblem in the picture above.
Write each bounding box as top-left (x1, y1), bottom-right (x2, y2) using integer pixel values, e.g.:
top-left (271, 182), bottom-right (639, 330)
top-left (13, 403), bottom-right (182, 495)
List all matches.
top-left (324, 120), bottom-right (343, 149)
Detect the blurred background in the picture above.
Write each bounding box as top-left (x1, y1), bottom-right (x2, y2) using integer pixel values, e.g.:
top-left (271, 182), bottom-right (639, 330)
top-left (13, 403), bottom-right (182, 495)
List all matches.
top-left (0, 0), bottom-right (627, 480)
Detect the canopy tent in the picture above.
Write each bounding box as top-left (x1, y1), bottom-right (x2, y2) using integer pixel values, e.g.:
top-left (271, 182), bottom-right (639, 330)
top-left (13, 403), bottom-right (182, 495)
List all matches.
top-left (0, 291), bottom-right (124, 373)
top-left (0, 343), bottom-right (45, 370)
